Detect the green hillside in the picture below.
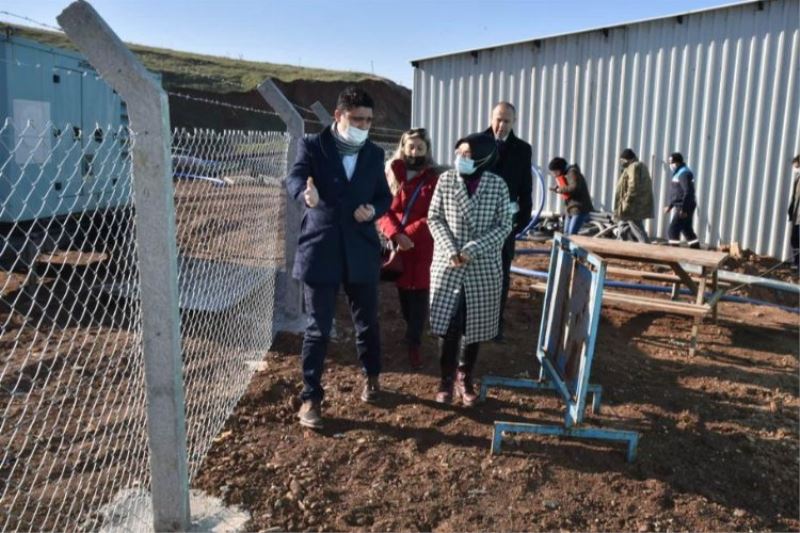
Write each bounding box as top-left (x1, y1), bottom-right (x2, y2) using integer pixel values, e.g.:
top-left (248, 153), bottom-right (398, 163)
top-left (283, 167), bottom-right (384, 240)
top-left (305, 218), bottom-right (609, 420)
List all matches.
top-left (2, 22), bottom-right (392, 92)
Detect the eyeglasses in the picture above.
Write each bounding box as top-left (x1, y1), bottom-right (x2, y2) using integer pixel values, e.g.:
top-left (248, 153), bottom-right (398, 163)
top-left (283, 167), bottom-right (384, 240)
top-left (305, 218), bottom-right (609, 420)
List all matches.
top-left (407, 127), bottom-right (427, 137)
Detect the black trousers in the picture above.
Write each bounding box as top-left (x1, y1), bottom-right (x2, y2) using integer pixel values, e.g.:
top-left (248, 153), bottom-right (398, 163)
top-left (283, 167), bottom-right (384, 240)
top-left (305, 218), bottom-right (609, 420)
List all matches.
top-left (668, 208), bottom-right (698, 243)
top-left (397, 288), bottom-right (428, 347)
top-left (300, 282), bottom-right (381, 402)
top-left (439, 291), bottom-right (479, 380)
top-left (791, 224), bottom-right (799, 266)
top-left (498, 232), bottom-right (516, 335)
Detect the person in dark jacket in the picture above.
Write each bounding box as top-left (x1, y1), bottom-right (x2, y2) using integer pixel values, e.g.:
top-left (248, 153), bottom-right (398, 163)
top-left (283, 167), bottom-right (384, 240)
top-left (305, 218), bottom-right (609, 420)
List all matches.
top-left (614, 148), bottom-right (654, 242)
top-left (286, 87), bottom-right (393, 429)
top-left (548, 157), bottom-right (594, 235)
top-left (378, 128), bottom-right (439, 369)
top-left (788, 155), bottom-right (800, 270)
top-left (664, 152), bottom-right (700, 249)
top-left (484, 101), bottom-right (533, 342)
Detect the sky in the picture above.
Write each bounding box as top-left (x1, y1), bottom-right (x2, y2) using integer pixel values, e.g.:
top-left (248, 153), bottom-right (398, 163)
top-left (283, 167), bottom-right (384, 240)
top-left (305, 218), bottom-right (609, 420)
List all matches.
top-left (1, 0), bottom-right (738, 88)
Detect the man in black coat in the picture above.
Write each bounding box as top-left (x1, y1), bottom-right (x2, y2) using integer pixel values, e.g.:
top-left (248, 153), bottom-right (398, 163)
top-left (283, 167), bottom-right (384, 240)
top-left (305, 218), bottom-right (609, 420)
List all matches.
top-left (286, 87), bottom-right (393, 428)
top-left (484, 102), bottom-right (533, 342)
top-left (664, 152), bottom-right (700, 249)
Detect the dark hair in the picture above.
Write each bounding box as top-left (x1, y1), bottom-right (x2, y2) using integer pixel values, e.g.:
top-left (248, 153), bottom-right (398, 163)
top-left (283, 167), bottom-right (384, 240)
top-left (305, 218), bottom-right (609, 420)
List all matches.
top-left (620, 148), bottom-right (637, 161)
top-left (336, 86), bottom-right (374, 111)
top-left (548, 157), bottom-right (568, 173)
top-left (793, 154), bottom-right (800, 166)
top-left (669, 152), bottom-right (684, 165)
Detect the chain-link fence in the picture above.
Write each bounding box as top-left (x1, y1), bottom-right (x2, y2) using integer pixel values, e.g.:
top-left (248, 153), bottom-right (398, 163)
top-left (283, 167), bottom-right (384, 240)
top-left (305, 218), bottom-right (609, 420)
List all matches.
top-left (0, 118), bottom-right (149, 531)
top-left (172, 129), bottom-right (286, 481)
top-left (0, 119), bottom-right (289, 531)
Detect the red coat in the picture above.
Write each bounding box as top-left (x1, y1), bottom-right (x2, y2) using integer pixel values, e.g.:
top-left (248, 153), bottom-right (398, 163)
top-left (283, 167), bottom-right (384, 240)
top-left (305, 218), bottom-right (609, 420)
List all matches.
top-left (378, 160), bottom-right (439, 290)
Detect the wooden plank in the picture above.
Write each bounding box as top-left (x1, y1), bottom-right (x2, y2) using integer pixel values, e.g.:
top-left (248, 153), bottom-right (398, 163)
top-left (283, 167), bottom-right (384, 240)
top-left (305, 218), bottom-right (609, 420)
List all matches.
top-left (667, 262), bottom-right (698, 295)
top-left (606, 266), bottom-right (682, 283)
top-left (529, 281), bottom-right (711, 317)
top-left (711, 270), bottom-right (720, 322)
top-left (603, 292), bottom-right (710, 317)
top-left (561, 262), bottom-right (592, 385)
top-left (689, 268), bottom-right (708, 357)
top-left (569, 235), bottom-right (729, 269)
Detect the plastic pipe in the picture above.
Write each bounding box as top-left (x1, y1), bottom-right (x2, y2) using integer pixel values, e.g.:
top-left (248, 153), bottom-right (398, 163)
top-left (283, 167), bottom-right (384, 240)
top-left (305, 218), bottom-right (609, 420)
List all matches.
top-left (510, 266), bottom-right (800, 314)
top-left (679, 263), bottom-right (799, 295)
top-left (515, 165), bottom-right (546, 239)
top-left (514, 249), bottom-right (552, 255)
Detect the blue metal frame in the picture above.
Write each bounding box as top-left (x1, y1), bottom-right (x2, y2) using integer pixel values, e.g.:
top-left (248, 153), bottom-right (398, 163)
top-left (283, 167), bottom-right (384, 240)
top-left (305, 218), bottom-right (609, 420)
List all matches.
top-left (480, 234), bottom-right (639, 461)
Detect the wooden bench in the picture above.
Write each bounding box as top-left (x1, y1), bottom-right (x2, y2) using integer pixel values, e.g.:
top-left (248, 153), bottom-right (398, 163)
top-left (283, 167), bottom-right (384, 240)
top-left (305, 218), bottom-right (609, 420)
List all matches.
top-left (553, 237), bottom-right (729, 356)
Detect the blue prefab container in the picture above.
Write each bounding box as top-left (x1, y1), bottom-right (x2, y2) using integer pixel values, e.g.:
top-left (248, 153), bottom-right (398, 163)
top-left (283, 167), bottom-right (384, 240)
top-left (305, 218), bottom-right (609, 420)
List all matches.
top-left (0, 34), bottom-right (160, 225)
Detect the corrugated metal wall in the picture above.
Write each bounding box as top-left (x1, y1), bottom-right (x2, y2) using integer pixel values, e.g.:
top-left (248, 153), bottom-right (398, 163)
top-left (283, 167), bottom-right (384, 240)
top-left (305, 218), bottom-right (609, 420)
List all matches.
top-left (412, 0), bottom-right (800, 258)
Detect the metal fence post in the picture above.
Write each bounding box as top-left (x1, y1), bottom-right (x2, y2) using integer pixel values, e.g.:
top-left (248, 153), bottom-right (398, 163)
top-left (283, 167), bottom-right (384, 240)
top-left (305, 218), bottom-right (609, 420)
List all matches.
top-left (310, 101), bottom-right (332, 124)
top-left (57, 2), bottom-right (190, 531)
top-left (257, 78), bottom-right (305, 331)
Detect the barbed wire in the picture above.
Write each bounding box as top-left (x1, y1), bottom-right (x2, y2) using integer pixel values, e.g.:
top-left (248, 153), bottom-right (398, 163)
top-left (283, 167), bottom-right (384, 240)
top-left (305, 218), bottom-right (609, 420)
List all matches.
top-left (167, 91), bottom-right (282, 118)
top-left (1, 11), bottom-right (407, 136)
top-left (0, 10), bottom-right (63, 33)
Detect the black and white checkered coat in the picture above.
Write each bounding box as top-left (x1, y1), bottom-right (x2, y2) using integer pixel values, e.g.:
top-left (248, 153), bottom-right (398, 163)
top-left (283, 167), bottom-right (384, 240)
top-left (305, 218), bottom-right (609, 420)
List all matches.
top-left (428, 169), bottom-right (513, 343)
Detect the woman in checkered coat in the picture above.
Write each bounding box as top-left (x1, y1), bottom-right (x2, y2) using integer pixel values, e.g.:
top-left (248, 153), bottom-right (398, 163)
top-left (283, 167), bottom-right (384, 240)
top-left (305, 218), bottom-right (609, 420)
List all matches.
top-left (428, 132), bottom-right (513, 406)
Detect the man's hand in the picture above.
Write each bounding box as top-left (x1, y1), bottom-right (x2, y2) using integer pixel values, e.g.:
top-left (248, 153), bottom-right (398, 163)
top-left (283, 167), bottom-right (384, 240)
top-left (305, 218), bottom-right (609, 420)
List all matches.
top-left (678, 210), bottom-right (689, 219)
top-left (394, 233), bottom-right (414, 251)
top-left (663, 205), bottom-right (672, 215)
top-left (354, 204), bottom-right (375, 222)
top-left (304, 177), bottom-right (319, 208)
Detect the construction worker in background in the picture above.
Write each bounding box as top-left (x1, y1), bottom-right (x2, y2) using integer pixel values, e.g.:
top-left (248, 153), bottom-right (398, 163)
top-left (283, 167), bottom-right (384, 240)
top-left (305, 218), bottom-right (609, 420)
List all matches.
top-left (664, 152), bottom-right (700, 249)
top-left (614, 148), bottom-right (654, 243)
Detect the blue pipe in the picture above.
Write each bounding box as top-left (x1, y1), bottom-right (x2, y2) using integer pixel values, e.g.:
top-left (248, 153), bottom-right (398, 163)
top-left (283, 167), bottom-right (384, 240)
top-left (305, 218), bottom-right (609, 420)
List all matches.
top-left (510, 265), bottom-right (800, 314)
top-left (515, 165), bottom-right (546, 240)
top-left (515, 249), bottom-right (551, 255)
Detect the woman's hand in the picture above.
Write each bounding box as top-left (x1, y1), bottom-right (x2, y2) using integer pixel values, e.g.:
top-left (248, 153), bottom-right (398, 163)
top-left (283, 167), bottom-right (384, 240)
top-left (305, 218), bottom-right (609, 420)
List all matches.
top-left (450, 252), bottom-right (470, 267)
top-left (394, 233), bottom-right (414, 251)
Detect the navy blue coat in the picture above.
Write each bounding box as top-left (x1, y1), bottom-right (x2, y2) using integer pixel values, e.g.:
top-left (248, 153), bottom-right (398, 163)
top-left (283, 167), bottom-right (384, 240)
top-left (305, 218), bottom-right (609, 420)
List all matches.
top-left (668, 164), bottom-right (697, 212)
top-left (286, 126), bottom-right (392, 285)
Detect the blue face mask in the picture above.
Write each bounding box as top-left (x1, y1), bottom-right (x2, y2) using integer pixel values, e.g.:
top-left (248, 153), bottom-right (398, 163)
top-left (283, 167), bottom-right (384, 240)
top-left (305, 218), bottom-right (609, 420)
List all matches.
top-left (455, 155), bottom-right (476, 175)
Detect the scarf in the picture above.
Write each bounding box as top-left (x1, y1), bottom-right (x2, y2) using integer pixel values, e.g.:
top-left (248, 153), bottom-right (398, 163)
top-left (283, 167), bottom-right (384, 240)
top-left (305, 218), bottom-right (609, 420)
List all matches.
top-left (331, 123), bottom-right (365, 155)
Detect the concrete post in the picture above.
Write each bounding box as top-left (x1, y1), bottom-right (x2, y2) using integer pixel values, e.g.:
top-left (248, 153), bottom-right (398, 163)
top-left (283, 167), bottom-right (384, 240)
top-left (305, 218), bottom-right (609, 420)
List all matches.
top-left (310, 101), bottom-right (332, 124)
top-left (257, 79), bottom-right (305, 331)
top-left (58, 2), bottom-right (190, 531)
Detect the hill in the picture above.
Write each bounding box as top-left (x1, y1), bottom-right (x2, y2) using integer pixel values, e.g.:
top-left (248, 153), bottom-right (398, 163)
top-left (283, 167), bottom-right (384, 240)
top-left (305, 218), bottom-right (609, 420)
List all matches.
top-left (2, 22), bottom-right (411, 139)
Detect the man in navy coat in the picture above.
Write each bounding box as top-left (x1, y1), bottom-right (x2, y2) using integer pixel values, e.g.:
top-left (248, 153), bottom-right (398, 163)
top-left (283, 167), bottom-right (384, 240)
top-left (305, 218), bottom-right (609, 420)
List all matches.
top-left (285, 87), bottom-right (392, 429)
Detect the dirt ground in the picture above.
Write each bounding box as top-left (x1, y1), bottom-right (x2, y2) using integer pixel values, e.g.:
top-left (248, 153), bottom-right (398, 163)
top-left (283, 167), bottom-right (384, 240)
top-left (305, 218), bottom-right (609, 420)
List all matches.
top-left (194, 243), bottom-right (800, 532)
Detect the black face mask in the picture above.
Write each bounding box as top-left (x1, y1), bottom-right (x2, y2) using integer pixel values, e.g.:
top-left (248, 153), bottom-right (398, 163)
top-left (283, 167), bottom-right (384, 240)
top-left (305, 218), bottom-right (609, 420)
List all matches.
top-left (405, 156), bottom-right (426, 170)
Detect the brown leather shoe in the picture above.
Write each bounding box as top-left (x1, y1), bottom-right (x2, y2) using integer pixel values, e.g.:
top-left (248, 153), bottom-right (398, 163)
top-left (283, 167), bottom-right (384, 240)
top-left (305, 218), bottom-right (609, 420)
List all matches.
top-left (408, 346), bottom-right (423, 369)
top-left (360, 375), bottom-right (380, 403)
top-left (435, 378), bottom-right (453, 404)
top-left (455, 370), bottom-right (478, 407)
top-left (297, 400), bottom-right (323, 429)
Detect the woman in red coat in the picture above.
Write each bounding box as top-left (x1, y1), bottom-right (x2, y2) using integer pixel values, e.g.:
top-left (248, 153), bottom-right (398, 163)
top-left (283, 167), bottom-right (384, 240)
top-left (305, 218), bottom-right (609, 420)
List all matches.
top-left (379, 128), bottom-right (439, 369)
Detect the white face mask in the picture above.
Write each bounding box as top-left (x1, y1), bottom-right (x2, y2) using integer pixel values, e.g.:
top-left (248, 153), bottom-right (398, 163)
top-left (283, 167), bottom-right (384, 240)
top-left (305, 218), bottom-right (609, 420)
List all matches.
top-left (341, 123), bottom-right (369, 144)
top-left (794, 167), bottom-right (800, 179)
top-left (670, 163), bottom-right (678, 172)
top-left (455, 155), bottom-right (476, 175)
